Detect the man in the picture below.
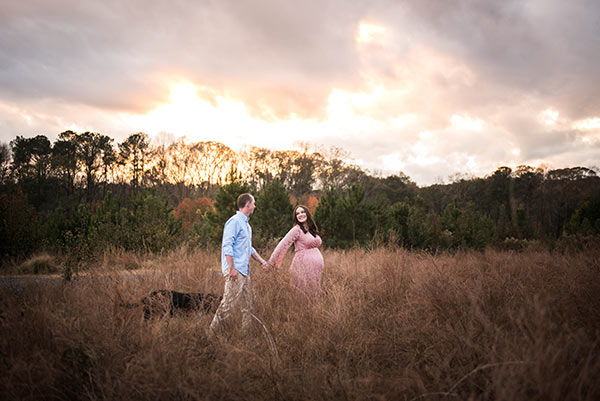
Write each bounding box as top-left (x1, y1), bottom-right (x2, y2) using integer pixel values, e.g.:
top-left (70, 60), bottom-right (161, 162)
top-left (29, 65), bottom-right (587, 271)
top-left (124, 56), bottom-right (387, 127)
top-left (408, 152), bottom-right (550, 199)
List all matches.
top-left (209, 193), bottom-right (269, 336)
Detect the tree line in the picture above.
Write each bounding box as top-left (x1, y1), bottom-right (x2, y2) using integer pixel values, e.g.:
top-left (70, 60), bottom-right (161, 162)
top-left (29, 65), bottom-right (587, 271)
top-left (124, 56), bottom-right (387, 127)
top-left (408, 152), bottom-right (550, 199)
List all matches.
top-left (1, 131), bottom-right (599, 263)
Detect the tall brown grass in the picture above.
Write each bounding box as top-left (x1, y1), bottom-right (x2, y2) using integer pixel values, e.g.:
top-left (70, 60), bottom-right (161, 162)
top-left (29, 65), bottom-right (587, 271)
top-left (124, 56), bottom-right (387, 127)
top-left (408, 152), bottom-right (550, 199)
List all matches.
top-left (1, 247), bottom-right (599, 400)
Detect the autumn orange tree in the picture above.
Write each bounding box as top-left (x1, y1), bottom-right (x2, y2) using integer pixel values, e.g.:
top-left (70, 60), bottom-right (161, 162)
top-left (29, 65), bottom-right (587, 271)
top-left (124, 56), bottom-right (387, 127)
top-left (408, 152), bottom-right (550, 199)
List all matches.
top-left (174, 197), bottom-right (214, 237)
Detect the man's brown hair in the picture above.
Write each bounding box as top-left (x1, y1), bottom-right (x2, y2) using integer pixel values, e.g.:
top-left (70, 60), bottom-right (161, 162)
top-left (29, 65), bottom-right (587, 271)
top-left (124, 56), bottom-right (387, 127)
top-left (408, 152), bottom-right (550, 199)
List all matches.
top-left (237, 193), bottom-right (254, 209)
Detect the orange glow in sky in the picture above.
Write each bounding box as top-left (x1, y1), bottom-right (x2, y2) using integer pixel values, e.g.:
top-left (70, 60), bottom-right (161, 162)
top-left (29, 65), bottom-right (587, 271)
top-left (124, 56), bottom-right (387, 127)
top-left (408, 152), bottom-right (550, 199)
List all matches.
top-left (124, 80), bottom-right (391, 154)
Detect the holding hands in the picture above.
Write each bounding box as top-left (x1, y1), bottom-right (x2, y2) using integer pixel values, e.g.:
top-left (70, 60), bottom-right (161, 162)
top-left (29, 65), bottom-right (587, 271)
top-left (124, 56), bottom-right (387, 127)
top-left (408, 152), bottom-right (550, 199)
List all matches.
top-left (252, 253), bottom-right (276, 271)
top-left (261, 258), bottom-right (277, 271)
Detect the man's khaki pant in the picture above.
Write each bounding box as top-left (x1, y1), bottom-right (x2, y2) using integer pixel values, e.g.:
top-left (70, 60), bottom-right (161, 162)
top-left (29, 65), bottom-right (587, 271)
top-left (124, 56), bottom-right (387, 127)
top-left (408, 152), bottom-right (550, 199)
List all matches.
top-left (209, 273), bottom-right (255, 335)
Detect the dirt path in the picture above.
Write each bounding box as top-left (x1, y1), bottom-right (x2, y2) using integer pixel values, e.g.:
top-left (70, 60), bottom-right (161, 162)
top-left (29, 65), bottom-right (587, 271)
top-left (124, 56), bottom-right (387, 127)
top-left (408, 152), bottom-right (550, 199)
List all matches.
top-left (0, 275), bottom-right (64, 294)
top-left (0, 269), bottom-right (223, 294)
top-left (0, 272), bottom-right (144, 293)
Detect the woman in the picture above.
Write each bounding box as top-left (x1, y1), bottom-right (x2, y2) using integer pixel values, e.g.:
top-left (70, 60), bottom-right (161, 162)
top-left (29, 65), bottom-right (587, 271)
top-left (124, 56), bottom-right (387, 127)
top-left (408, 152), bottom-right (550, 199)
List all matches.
top-left (268, 205), bottom-right (324, 294)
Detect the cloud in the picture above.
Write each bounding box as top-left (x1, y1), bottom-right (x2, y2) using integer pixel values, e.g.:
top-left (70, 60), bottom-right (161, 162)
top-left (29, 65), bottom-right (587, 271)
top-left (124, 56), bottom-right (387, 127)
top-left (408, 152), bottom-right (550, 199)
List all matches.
top-left (0, 0), bottom-right (363, 117)
top-left (0, 0), bottom-right (599, 185)
top-left (373, 0), bottom-right (600, 118)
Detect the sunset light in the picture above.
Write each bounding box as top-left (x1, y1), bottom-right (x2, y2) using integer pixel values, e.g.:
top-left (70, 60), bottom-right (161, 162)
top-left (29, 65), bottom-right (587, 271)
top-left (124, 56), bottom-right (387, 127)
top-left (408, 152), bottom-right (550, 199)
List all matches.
top-left (124, 81), bottom-right (339, 151)
top-left (2, 5), bottom-right (598, 396)
top-left (169, 82), bottom-right (202, 109)
top-left (356, 22), bottom-right (386, 43)
top-left (124, 81), bottom-right (253, 147)
top-left (2, 1), bottom-right (598, 186)
top-left (450, 114), bottom-right (484, 132)
top-left (573, 117), bottom-right (600, 130)
top-left (325, 87), bottom-right (386, 133)
top-left (542, 108), bottom-right (559, 126)
top-left (130, 80), bottom-right (397, 153)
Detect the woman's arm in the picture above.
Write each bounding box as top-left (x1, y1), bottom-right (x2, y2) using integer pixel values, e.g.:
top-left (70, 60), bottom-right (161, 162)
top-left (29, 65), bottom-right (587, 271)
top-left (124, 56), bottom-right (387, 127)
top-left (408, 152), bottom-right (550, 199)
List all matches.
top-left (268, 225), bottom-right (301, 269)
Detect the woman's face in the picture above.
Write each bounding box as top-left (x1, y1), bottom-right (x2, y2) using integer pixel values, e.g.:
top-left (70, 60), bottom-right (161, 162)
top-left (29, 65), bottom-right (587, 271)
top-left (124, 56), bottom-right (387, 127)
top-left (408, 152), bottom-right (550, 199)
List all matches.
top-left (295, 207), bottom-right (308, 224)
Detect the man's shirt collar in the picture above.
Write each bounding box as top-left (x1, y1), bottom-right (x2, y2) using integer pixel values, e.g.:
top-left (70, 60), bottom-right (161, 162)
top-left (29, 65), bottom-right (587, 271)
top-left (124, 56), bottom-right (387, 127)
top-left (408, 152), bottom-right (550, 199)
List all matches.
top-left (236, 210), bottom-right (250, 222)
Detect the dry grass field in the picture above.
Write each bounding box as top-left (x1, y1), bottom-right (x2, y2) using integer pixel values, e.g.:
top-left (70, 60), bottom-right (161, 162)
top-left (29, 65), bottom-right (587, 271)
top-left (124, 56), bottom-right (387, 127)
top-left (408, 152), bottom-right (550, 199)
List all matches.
top-left (1, 246), bottom-right (599, 401)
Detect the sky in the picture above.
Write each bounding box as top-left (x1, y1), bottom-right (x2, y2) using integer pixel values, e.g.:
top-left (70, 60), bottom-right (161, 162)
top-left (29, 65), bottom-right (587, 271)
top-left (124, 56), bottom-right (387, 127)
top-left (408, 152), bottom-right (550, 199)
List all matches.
top-left (1, 0), bottom-right (599, 186)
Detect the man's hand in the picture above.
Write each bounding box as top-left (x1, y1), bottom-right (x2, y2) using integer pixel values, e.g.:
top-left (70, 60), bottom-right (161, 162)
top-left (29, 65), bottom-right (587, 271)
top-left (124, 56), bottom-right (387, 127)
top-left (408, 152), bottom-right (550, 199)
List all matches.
top-left (263, 260), bottom-right (278, 271)
top-left (252, 253), bottom-right (270, 270)
top-left (228, 266), bottom-right (238, 281)
top-left (226, 255), bottom-right (236, 280)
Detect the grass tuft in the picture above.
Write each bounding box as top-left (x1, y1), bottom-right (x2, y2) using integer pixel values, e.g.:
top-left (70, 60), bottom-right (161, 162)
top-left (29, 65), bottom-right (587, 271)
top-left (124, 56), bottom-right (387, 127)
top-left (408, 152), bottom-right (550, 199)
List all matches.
top-left (16, 252), bottom-right (59, 275)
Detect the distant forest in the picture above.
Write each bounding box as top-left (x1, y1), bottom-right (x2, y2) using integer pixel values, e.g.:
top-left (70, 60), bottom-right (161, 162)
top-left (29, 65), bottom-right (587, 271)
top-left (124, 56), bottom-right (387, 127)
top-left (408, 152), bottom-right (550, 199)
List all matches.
top-left (1, 131), bottom-right (599, 262)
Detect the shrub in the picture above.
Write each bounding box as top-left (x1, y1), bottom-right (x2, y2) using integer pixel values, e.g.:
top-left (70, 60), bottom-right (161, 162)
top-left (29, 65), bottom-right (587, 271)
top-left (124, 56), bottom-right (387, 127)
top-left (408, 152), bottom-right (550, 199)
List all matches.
top-left (200, 180), bottom-right (252, 245)
top-left (174, 197), bottom-right (214, 236)
top-left (252, 179), bottom-right (294, 246)
top-left (17, 253), bottom-right (59, 274)
top-left (125, 189), bottom-right (181, 253)
top-left (315, 184), bottom-right (377, 248)
top-left (0, 190), bottom-right (41, 259)
top-left (564, 196), bottom-right (600, 236)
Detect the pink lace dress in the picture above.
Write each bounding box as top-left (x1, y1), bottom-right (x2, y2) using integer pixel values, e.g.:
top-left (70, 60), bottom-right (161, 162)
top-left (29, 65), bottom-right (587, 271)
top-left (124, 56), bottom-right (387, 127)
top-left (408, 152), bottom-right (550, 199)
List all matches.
top-left (269, 225), bottom-right (324, 294)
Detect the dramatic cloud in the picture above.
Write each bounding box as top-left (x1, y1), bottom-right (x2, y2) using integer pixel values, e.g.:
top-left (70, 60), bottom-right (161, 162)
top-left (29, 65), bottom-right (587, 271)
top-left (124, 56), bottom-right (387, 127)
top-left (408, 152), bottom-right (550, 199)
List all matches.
top-left (1, 0), bottom-right (598, 185)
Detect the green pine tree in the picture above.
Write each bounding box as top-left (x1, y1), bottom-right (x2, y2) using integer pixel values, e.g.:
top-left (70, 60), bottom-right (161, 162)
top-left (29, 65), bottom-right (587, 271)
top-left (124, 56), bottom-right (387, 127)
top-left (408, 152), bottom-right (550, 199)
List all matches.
top-left (200, 180), bottom-right (253, 245)
top-left (253, 179), bottom-right (293, 246)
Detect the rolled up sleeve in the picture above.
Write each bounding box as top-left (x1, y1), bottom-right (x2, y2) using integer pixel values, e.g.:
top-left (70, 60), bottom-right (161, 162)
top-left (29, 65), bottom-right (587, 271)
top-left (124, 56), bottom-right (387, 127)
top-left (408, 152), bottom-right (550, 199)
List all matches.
top-left (222, 219), bottom-right (236, 257)
top-left (221, 212), bottom-right (253, 276)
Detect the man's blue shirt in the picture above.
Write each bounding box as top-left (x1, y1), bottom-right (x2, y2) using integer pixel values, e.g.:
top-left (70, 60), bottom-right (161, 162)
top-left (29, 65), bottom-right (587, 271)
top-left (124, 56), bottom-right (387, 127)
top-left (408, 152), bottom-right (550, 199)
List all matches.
top-left (221, 211), bottom-right (256, 276)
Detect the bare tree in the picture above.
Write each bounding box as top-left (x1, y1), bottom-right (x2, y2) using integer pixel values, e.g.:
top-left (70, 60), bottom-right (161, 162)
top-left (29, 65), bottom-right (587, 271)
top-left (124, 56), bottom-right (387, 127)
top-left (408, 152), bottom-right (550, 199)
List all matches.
top-left (238, 146), bottom-right (277, 188)
top-left (186, 141), bottom-right (237, 189)
top-left (165, 138), bottom-right (193, 186)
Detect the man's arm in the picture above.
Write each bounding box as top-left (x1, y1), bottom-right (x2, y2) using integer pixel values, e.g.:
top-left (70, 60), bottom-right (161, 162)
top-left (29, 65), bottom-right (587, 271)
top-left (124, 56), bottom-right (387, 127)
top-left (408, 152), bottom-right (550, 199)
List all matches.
top-left (222, 219), bottom-right (238, 280)
top-left (225, 255), bottom-right (237, 280)
top-left (251, 252), bottom-right (270, 269)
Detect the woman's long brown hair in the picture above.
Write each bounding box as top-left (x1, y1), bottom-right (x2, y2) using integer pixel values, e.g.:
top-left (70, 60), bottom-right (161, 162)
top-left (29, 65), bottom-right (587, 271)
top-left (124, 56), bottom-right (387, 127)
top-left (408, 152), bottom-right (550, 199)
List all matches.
top-left (293, 205), bottom-right (319, 237)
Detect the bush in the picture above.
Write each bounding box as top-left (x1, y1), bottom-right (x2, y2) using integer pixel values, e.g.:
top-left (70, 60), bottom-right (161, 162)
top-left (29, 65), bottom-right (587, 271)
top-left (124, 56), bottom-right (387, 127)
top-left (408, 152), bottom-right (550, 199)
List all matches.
top-left (125, 189), bottom-right (181, 253)
top-left (200, 180), bottom-right (252, 246)
top-left (42, 202), bottom-right (94, 262)
top-left (564, 196), bottom-right (600, 236)
top-left (89, 191), bottom-right (129, 251)
top-left (41, 190), bottom-right (182, 258)
top-left (0, 190), bottom-right (41, 259)
top-left (252, 179), bottom-right (294, 246)
top-left (17, 253), bottom-right (59, 274)
top-left (389, 200), bottom-right (438, 249)
top-left (174, 197), bottom-right (214, 236)
top-left (315, 185), bottom-right (377, 248)
top-left (441, 199), bottom-right (495, 251)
